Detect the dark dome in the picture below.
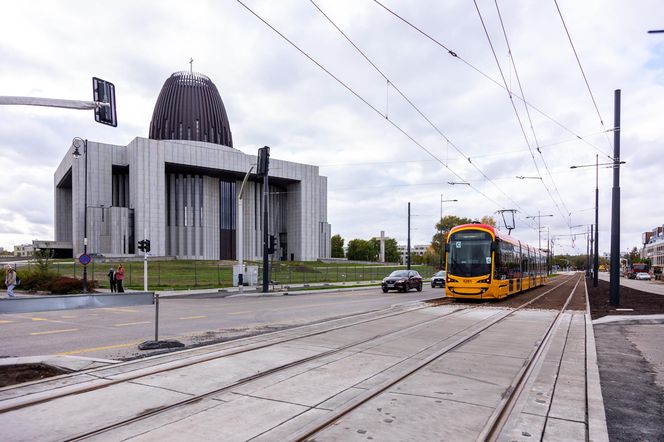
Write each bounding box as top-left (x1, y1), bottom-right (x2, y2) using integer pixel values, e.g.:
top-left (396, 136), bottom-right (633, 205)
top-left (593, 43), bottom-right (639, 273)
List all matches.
top-left (149, 71), bottom-right (233, 147)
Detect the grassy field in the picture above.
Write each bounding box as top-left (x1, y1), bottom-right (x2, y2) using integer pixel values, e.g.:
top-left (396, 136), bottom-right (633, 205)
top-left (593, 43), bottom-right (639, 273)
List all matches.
top-left (28, 259), bottom-right (436, 290)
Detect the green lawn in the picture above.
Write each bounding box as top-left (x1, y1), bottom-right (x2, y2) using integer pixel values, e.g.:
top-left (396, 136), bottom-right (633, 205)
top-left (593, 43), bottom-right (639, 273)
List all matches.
top-left (33, 260), bottom-right (435, 290)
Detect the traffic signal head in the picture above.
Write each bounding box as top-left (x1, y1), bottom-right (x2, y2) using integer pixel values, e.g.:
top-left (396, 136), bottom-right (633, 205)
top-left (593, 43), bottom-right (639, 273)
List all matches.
top-left (93, 77), bottom-right (117, 127)
top-left (257, 146), bottom-right (270, 176)
top-left (268, 235), bottom-right (276, 254)
top-left (137, 240), bottom-right (146, 252)
top-left (145, 239), bottom-right (151, 253)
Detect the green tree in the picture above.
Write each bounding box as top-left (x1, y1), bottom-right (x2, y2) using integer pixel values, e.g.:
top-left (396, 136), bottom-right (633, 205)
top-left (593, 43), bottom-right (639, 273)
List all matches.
top-left (347, 239), bottom-right (376, 261)
top-left (480, 215), bottom-right (497, 226)
top-left (331, 234), bottom-right (345, 258)
top-left (431, 215), bottom-right (473, 259)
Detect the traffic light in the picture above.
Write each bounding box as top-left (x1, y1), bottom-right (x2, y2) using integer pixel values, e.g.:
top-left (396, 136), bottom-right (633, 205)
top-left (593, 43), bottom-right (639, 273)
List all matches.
top-left (138, 239), bottom-right (151, 253)
top-left (92, 77), bottom-right (117, 127)
top-left (268, 235), bottom-right (276, 254)
top-left (257, 146), bottom-right (270, 176)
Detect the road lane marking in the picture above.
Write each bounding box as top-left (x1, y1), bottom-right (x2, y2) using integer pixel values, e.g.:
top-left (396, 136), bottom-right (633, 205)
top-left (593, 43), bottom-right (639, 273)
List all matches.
top-left (30, 329), bottom-right (79, 336)
top-left (226, 311), bottom-right (251, 315)
top-left (102, 308), bottom-right (140, 313)
top-left (57, 341), bottom-right (143, 356)
top-left (61, 315), bottom-right (77, 319)
top-left (0, 320), bottom-right (14, 324)
top-left (114, 321), bottom-right (151, 327)
top-left (31, 317), bottom-right (49, 321)
top-left (179, 315), bottom-right (207, 320)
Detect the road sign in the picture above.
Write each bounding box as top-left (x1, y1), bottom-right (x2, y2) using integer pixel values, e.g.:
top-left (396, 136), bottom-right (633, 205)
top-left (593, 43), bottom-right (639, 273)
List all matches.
top-left (78, 253), bottom-right (92, 266)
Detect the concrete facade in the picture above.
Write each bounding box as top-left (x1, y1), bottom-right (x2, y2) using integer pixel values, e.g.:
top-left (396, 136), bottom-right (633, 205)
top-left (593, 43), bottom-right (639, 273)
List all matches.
top-left (54, 137), bottom-right (330, 261)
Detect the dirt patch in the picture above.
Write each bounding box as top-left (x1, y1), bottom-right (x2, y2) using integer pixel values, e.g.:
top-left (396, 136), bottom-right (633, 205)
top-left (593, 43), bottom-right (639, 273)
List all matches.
top-left (587, 277), bottom-right (664, 319)
top-left (0, 363), bottom-right (69, 388)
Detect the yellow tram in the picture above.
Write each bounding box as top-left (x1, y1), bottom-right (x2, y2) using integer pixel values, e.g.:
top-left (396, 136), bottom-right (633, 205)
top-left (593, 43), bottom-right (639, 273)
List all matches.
top-left (445, 223), bottom-right (548, 299)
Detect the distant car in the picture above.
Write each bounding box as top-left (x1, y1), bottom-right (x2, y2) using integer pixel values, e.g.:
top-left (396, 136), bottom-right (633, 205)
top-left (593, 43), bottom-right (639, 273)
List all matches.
top-left (431, 270), bottom-right (446, 288)
top-left (635, 272), bottom-right (652, 281)
top-left (382, 270), bottom-right (423, 293)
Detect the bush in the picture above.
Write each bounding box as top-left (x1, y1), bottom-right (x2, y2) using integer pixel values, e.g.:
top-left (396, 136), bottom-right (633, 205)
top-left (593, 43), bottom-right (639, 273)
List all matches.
top-left (48, 276), bottom-right (98, 294)
top-left (15, 268), bottom-right (60, 291)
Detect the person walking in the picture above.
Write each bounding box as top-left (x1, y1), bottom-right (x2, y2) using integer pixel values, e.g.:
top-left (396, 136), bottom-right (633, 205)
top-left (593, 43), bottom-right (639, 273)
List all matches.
top-left (107, 267), bottom-right (117, 293)
top-left (4, 265), bottom-right (16, 298)
top-left (115, 264), bottom-right (125, 293)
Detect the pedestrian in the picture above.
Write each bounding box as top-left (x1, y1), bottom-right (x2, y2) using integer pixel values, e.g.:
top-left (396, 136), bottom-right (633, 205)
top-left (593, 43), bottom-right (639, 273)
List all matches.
top-left (107, 267), bottom-right (117, 293)
top-left (115, 264), bottom-right (125, 293)
top-left (4, 265), bottom-right (16, 298)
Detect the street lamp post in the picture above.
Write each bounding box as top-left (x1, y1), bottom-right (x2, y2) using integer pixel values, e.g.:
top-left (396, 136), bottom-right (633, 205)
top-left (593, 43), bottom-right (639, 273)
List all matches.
top-left (237, 166), bottom-right (255, 293)
top-left (72, 137), bottom-right (88, 293)
top-left (439, 195), bottom-right (457, 270)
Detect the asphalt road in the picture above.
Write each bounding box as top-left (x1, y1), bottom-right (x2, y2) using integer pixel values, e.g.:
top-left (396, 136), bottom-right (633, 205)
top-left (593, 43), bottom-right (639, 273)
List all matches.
top-left (0, 286), bottom-right (443, 361)
top-left (597, 271), bottom-right (664, 295)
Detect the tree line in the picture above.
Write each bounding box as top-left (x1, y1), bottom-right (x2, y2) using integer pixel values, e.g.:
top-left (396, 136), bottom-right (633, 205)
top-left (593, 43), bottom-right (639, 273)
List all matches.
top-left (331, 215), bottom-right (496, 265)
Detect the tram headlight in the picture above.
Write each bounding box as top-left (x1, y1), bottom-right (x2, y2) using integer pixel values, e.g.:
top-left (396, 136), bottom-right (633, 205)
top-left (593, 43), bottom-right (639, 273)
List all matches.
top-left (477, 277), bottom-right (491, 284)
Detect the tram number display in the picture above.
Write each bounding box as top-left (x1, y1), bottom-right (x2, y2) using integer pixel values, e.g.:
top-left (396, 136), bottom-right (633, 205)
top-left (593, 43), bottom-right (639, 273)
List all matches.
top-left (464, 279), bottom-right (472, 283)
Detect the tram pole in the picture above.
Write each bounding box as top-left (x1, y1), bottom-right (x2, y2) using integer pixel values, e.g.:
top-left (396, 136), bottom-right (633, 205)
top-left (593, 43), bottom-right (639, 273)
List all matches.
top-left (609, 90), bottom-right (621, 306)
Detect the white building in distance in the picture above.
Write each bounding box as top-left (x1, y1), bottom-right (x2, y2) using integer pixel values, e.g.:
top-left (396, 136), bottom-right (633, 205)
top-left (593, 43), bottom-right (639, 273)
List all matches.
top-left (52, 72), bottom-right (331, 261)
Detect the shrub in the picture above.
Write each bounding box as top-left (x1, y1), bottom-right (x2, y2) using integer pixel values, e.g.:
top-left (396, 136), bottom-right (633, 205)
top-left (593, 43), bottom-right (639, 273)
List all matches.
top-left (48, 277), bottom-right (98, 294)
top-left (15, 268), bottom-right (60, 291)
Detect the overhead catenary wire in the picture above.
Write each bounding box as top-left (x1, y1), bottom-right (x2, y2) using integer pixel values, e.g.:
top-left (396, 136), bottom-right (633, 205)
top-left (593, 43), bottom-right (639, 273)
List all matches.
top-left (473, 0), bottom-right (570, 230)
top-left (308, 0), bottom-right (536, 229)
top-left (371, 0), bottom-right (614, 162)
top-left (553, 0), bottom-right (614, 153)
top-left (493, 0), bottom-right (572, 228)
top-left (236, 0), bottom-right (540, 232)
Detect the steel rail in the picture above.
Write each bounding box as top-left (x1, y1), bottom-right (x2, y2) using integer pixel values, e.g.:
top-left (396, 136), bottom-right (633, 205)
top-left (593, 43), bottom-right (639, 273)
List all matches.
top-left (288, 274), bottom-right (578, 441)
top-left (63, 303), bottom-right (470, 441)
top-left (0, 299), bottom-right (452, 414)
top-left (479, 273), bottom-right (582, 441)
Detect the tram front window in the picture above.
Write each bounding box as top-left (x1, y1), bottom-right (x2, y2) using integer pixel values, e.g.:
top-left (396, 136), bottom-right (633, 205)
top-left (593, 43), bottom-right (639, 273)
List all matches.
top-left (448, 230), bottom-right (492, 277)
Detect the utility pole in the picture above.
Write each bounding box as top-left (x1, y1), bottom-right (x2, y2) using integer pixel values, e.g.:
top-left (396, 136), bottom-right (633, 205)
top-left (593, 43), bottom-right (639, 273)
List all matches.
top-left (610, 90), bottom-right (621, 305)
top-left (439, 195), bottom-right (458, 270)
top-left (258, 147), bottom-right (270, 293)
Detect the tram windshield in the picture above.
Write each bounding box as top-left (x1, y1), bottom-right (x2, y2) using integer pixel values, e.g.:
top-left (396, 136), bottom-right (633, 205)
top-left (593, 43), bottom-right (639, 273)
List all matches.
top-left (448, 230), bottom-right (493, 277)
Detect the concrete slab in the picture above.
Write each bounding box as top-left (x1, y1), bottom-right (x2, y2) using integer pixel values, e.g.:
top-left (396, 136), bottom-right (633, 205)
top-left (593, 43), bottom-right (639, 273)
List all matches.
top-left (118, 394), bottom-right (313, 441)
top-left (388, 351), bottom-right (528, 408)
top-left (135, 343), bottom-right (324, 396)
top-left (593, 314), bottom-right (664, 325)
top-left (310, 391), bottom-right (493, 441)
top-left (623, 324), bottom-right (664, 389)
top-left (0, 382), bottom-right (191, 441)
top-left (240, 351), bottom-right (403, 407)
top-left (497, 412), bottom-right (546, 441)
top-left (543, 416), bottom-right (587, 441)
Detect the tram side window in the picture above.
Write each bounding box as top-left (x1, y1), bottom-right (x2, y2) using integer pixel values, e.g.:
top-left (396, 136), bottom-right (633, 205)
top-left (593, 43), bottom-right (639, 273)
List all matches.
top-left (497, 241), bottom-right (520, 280)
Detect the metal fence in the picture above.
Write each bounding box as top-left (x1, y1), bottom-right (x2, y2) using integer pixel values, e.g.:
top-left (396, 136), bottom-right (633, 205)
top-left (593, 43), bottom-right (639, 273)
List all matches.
top-left (23, 261), bottom-right (435, 290)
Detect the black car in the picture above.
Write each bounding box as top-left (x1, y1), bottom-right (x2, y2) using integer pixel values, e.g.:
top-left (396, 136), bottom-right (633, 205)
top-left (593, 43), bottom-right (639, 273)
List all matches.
top-left (431, 270), bottom-right (446, 288)
top-left (382, 270), bottom-right (423, 293)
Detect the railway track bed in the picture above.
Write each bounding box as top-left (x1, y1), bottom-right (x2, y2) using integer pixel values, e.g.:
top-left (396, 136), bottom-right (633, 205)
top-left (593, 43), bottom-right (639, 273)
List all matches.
top-left (0, 274), bottom-right (607, 441)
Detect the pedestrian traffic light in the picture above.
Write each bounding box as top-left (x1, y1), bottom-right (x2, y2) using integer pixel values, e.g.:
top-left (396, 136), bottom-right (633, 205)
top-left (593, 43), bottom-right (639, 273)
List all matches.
top-left (144, 239), bottom-right (151, 253)
top-left (92, 77), bottom-right (117, 127)
top-left (138, 240), bottom-right (146, 252)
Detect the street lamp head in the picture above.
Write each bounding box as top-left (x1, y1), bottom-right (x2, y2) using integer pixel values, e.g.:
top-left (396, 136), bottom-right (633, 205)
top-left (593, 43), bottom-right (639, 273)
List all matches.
top-left (516, 176), bottom-right (542, 179)
top-left (448, 181), bottom-right (470, 186)
top-left (71, 137), bottom-right (85, 159)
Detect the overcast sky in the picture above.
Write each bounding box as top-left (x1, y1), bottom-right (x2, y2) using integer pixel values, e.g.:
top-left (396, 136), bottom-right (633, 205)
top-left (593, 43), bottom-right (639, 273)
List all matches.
top-left (1, 0), bottom-right (662, 257)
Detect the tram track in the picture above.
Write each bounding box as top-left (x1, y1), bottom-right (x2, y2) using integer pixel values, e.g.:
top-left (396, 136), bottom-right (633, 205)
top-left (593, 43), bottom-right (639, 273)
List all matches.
top-left (1, 274), bottom-right (586, 441)
top-left (288, 273), bottom-right (581, 441)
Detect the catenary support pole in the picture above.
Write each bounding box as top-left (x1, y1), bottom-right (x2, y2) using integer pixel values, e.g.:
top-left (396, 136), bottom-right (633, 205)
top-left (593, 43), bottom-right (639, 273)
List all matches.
top-left (594, 154), bottom-right (599, 287)
top-left (610, 89), bottom-right (621, 305)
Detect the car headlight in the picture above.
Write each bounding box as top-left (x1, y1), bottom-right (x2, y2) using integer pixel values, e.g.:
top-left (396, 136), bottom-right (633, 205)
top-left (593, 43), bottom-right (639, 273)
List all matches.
top-left (397, 279), bottom-right (406, 283)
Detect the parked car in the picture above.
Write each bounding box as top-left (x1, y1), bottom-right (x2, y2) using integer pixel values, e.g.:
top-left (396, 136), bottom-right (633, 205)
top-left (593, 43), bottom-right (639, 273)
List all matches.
top-left (431, 270), bottom-right (446, 288)
top-left (381, 270), bottom-right (423, 293)
top-left (635, 272), bottom-right (652, 281)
